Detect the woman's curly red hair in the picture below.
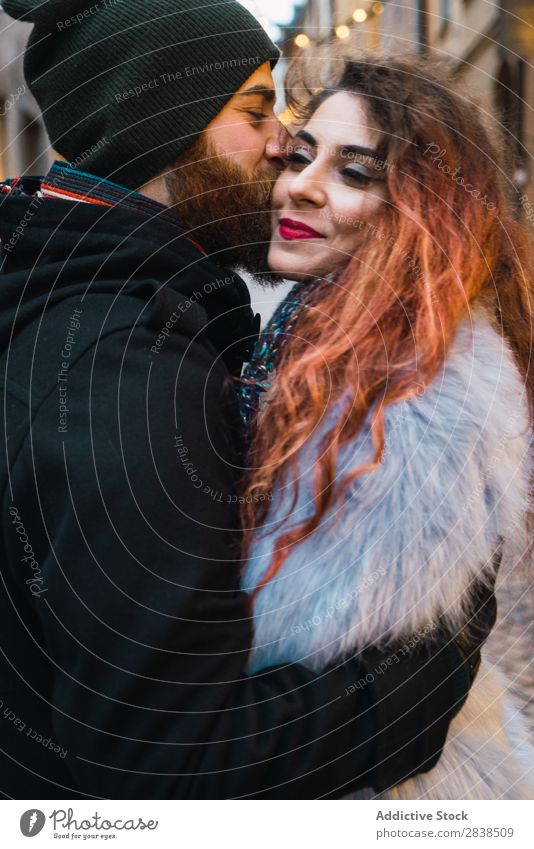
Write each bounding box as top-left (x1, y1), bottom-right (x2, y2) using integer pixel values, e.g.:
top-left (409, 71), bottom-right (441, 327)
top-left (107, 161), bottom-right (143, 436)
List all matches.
top-left (242, 51), bottom-right (534, 602)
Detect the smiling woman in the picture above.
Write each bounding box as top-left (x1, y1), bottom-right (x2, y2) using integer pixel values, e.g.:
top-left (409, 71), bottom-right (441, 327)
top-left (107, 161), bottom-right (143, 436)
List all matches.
top-left (240, 50), bottom-right (534, 800)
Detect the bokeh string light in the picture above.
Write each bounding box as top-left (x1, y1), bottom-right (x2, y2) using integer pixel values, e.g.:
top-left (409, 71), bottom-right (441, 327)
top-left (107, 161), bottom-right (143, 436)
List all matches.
top-left (295, 2), bottom-right (385, 49)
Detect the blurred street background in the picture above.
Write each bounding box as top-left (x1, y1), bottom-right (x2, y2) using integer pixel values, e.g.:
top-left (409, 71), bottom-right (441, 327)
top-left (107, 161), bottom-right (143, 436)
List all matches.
top-left (1, 0), bottom-right (533, 733)
top-left (2, 1), bottom-right (534, 200)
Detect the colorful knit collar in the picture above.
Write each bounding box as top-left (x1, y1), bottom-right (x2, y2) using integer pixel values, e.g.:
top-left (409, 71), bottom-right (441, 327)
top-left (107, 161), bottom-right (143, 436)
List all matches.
top-left (239, 277), bottom-right (328, 426)
top-left (26, 160), bottom-right (205, 253)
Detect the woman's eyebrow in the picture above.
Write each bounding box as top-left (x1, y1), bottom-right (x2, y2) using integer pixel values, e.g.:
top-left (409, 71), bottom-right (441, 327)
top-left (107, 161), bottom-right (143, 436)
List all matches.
top-left (340, 144), bottom-right (380, 160)
top-left (295, 130), bottom-right (379, 161)
top-left (295, 129), bottom-right (317, 147)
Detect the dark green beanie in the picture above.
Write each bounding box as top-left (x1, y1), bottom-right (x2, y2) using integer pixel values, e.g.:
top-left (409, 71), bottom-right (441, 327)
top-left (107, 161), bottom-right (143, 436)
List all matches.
top-left (3, 0), bottom-right (280, 188)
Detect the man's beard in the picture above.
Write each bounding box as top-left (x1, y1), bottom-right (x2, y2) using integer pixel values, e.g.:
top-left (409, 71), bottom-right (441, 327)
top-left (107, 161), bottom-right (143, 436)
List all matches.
top-left (164, 135), bottom-right (279, 279)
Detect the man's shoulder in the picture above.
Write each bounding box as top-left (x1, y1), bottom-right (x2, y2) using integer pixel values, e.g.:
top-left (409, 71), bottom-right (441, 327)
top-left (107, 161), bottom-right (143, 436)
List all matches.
top-left (2, 284), bottom-right (226, 419)
top-left (58, 284), bottom-right (213, 346)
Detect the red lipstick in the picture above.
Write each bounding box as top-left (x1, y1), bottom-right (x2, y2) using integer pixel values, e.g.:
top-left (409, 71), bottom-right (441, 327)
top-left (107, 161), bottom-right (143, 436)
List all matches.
top-left (278, 217), bottom-right (324, 240)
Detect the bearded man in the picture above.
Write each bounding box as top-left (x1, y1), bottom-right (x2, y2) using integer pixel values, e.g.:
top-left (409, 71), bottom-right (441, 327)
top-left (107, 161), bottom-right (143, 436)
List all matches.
top-left (0, 0), bottom-right (483, 799)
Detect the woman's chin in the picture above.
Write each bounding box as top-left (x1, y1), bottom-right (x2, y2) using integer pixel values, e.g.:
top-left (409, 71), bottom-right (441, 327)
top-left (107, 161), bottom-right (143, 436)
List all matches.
top-left (267, 243), bottom-right (323, 282)
top-left (267, 268), bottom-right (316, 282)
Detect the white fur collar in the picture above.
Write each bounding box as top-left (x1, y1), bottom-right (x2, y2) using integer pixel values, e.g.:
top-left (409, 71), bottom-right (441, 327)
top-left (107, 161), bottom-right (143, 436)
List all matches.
top-left (242, 310), bottom-right (532, 673)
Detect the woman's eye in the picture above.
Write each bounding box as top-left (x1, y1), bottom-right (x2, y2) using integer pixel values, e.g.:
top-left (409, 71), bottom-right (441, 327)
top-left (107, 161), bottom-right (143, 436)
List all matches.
top-left (284, 150), bottom-right (312, 168)
top-left (342, 167), bottom-right (375, 186)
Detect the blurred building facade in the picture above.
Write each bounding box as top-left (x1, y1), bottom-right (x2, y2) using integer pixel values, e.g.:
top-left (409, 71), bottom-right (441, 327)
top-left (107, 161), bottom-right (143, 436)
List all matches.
top-left (0, 13), bottom-right (53, 181)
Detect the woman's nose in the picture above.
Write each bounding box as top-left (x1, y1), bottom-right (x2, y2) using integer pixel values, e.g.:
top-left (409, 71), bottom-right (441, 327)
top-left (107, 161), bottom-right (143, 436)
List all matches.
top-left (287, 166), bottom-right (327, 207)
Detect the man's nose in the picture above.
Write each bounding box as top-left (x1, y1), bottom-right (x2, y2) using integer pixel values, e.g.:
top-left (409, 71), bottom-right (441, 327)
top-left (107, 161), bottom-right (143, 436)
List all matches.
top-left (264, 120), bottom-right (290, 172)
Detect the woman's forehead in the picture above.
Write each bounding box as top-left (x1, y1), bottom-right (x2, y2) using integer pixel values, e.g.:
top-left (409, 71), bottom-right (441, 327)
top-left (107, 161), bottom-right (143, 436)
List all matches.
top-left (303, 92), bottom-right (382, 151)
